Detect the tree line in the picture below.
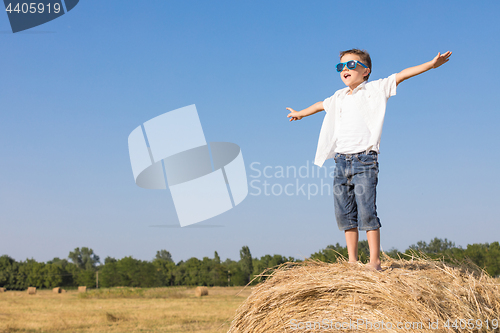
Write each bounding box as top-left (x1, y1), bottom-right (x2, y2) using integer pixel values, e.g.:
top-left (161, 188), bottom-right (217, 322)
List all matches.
top-left (1, 238), bottom-right (499, 290)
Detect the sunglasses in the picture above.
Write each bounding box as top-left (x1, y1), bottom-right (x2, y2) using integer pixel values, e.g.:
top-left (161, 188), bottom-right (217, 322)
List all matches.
top-left (336, 60), bottom-right (368, 72)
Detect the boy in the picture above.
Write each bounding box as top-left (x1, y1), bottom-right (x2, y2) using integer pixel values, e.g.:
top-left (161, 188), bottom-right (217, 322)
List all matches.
top-left (287, 49), bottom-right (452, 270)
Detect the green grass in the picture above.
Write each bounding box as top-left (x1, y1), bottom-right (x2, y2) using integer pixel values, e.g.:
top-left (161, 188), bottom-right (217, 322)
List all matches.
top-left (78, 286), bottom-right (191, 299)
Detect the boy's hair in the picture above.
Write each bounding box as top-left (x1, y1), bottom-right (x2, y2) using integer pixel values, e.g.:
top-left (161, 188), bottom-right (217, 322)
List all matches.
top-left (339, 49), bottom-right (372, 81)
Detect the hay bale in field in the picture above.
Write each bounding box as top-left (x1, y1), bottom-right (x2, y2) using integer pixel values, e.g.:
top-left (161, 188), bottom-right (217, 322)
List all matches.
top-left (53, 287), bottom-right (61, 293)
top-left (27, 287), bottom-right (36, 295)
top-left (0, 287), bottom-right (5, 293)
top-left (78, 286), bottom-right (87, 293)
top-left (195, 286), bottom-right (208, 297)
top-left (61, 289), bottom-right (67, 293)
top-left (227, 257), bottom-right (500, 333)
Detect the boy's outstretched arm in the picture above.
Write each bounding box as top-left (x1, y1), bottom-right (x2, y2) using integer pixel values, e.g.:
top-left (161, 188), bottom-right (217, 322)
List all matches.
top-left (396, 51), bottom-right (452, 86)
top-left (286, 101), bottom-right (324, 122)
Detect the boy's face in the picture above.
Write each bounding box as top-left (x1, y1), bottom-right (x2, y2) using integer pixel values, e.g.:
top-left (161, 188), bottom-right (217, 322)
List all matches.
top-left (339, 53), bottom-right (371, 88)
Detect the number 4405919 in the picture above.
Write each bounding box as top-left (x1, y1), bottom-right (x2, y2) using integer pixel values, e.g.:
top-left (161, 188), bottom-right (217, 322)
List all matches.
top-left (444, 319), bottom-right (499, 330)
top-left (5, 2), bottom-right (62, 14)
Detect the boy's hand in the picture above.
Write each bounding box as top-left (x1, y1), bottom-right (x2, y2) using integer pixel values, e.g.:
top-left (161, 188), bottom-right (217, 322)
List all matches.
top-left (286, 102), bottom-right (324, 121)
top-left (396, 51), bottom-right (452, 86)
top-left (430, 51), bottom-right (452, 69)
top-left (286, 107), bottom-right (303, 121)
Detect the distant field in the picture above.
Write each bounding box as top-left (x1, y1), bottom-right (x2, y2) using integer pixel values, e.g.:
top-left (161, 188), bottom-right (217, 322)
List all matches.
top-left (0, 286), bottom-right (252, 332)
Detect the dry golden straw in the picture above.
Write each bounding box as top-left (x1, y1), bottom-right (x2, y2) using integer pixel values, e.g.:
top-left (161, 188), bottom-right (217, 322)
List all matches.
top-left (78, 286), bottom-right (87, 293)
top-left (27, 287), bottom-right (36, 295)
top-left (227, 256), bottom-right (500, 333)
top-left (195, 286), bottom-right (209, 297)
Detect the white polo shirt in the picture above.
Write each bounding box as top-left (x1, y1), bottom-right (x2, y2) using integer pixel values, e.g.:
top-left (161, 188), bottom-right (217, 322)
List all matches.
top-left (314, 74), bottom-right (397, 167)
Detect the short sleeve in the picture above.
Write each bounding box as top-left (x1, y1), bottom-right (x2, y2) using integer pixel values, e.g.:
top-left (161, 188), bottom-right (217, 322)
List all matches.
top-left (370, 73), bottom-right (397, 99)
top-left (323, 95), bottom-right (335, 113)
top-left (381, 73), bottom-right (397, 98)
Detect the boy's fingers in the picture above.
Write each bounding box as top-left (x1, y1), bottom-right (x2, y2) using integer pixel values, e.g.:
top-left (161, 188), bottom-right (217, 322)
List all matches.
top-left (432, 53), bottom-right (440, 63)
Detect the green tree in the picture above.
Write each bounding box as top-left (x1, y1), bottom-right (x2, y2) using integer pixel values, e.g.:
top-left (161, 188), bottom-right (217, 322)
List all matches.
top-left (310, 243), bottom-right (348, 263)
top-left (239, 246), bottom-right (253, 284)
top-left (76, 269), bottom-right (96, 288)
top-left (47, 257), bottom-right (74, 287)
top-left (155, 250), bottom-right (173, 263)
top-left (210, 251), bottom-right (227, 286)
top-left (210, 263), bottom-right (227, 286)
top-left (384, 247), bottom-right (404, 259)
top-left (357, 240), bottom-right (370, 262)
top-left (14, 261), bottom-right (29, 290)
top-left (224, 259), bottom-right (246, 286)
top-left (104, 256), bottom-right (117, 264)
top-left (43, 263), bottom-right (63, 288)
top-left (114, 256), bottom-right (160, 287)
top-left (0, 256), bottom-right (14, 287)
top-left (68, 248), bottom-right (100, 288)
top-left (173, 260), bottom-right (187, 286)
top-left (484, 242), bottom-right (500, 277)
top-left (68, 247), bottom-right (100, 270)
top-left (251, 254), bottom-right (293, 285)
top-left (0, 255), bottom-right (19, 290)
top-left (99, 260), bottom-right (120, 288)
top-left (183, 257), bottom-right (203, 286)
top-left (214, 251), bottom-right (220, 264)
top-left (408, 237), bottom-right (457, 254)
top-left (153, 255), bottom-right (175, 286)
top-left (406, 238), bottom-right (465, 264)
top-left (199, 257), bottom-right (214, 286)
top-left (463, 242), bottom-right (500, 277)
top-left (20, 259), bottom-right (45, 289)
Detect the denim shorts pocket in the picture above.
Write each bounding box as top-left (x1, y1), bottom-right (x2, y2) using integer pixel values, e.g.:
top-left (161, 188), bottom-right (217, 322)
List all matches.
top-left (355, 153), bottom-right (377, 165)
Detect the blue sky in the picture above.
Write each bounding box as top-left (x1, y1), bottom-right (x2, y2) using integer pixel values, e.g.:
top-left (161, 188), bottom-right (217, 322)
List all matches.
top-left (1, 0), bottom-right (499, 264)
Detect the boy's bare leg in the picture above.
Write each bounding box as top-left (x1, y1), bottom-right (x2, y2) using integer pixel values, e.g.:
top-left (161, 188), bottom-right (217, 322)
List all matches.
top-left (366, 228), bottom-right (382, 271)
top-left (345, 227), bottom-right (359, 263)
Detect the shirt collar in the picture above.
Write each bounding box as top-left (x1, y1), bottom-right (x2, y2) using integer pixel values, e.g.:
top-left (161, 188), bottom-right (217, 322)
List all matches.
top-left (342, 81), bottom-right (367, 96)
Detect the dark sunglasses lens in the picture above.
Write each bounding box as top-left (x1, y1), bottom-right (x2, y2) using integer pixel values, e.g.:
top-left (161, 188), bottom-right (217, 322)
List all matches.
top-left (336, 63), bottom-right (344, 72)
top-left (347, 61), bottom-right (356, 69)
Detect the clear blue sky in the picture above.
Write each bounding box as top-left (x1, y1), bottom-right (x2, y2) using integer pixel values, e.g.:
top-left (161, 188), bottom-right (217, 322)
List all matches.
top-left (1, 0), bottom-right (499, 264)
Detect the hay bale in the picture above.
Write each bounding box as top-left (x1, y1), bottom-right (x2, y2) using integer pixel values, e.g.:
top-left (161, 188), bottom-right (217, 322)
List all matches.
top-left (0, 287), bottom-right (5, 293)
top-left (228, 258), bottom-right (500, 333)
top-left (78, 286), bottom-right (87, 293)
top-left (53, 287), bottom-right (61, 293)
top-left (61, 289), bottom-right (67, 293)
top-left (27, 287), bottom-right (36, 295)
top-left (195, 286), bottom-right (208, 297)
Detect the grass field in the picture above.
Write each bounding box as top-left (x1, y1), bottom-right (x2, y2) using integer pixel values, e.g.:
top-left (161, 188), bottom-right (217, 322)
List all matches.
top-left (0, 286), bottom-right (252, 333)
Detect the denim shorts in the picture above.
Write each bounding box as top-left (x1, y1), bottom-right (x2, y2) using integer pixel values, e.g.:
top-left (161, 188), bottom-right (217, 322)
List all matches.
top-left (333, 151), bottom-right (381, 231)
